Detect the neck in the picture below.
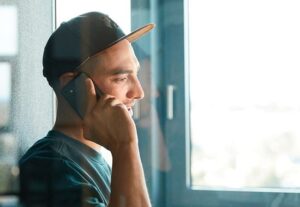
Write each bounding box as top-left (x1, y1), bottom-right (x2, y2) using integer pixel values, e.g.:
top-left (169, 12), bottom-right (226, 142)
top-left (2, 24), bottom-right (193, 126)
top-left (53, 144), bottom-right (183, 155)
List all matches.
top-left (53, 122), bottom-right (84, 140)
top-left (53, 106), bottom-right (102, 153)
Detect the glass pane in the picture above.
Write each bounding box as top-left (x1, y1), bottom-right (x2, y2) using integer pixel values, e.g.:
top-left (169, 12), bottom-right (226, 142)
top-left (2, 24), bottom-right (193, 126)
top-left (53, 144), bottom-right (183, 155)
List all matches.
top-left (0, 6), bottom-right (18, 56)
top-left (189, 0), bottom-right (300, 190)
top-left (0, 2), bottom-right (53, 206)
top-left (0, 63), bottom-right (11, 127)
top-left (0, 63), bottom-right (16, 194)
top-left (56, 0), bottom-right (131, 166)
top-left (56, 0), bottom-right (131, 33)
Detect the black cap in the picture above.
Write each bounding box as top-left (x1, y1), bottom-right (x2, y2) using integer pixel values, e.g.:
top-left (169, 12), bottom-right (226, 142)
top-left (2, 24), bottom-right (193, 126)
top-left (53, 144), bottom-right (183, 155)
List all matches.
top-left (43, 11), bottom-right (154, 86)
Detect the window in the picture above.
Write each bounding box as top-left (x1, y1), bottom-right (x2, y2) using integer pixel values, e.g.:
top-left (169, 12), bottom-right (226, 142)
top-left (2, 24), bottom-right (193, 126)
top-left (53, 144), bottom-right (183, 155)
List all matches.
top-left (56, 0), bottom-right (131, 167)
top-left (0, 6), bottom-right (18, 56)
top-left (0, 1), bottom-right (53, 206)
top-left (55, 2), bottom-right (165, 205)
top-left (0, 6), bottom-right (18, 200)
top-left (166, 0), bottom-right (300, 206)
top-left (190, 0), bottom-right (300, 190)
top-left (0, 63), bottom-right (11, 128)
top-left (56, 0), bottom-right (131, 32)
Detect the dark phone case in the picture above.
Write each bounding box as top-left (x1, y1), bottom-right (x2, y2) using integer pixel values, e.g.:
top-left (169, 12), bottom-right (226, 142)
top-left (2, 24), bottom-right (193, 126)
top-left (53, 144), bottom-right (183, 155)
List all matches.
top-left (61, 73), bottom-right (103, 119)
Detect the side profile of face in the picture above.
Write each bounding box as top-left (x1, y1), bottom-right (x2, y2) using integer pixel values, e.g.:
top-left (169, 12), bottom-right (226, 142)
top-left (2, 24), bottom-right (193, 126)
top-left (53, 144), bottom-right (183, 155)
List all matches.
top-left (81, 39), bottom-right (145, 113)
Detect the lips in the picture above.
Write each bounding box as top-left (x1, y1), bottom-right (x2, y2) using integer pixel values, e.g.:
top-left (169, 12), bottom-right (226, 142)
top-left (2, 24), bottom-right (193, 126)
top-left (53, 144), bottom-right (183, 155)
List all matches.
top-left (127, 107), bottom-right (133, 117)
top-left (125, 102), bottom-right (135, 117)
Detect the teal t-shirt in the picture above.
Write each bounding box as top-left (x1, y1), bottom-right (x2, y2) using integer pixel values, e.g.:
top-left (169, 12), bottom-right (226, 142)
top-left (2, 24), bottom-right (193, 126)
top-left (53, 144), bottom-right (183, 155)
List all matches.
top-left (19, 130), bottom-right (111, 207)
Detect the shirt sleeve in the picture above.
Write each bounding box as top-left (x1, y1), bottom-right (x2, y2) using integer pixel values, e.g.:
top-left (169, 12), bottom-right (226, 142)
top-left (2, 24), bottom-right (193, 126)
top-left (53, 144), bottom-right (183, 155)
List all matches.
top-left (19, 155), bottom-right (107, 207)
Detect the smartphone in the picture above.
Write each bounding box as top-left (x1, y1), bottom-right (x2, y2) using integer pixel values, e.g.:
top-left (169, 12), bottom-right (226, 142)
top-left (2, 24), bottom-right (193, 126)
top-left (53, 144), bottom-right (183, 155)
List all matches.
top-left (61, 72), bottom-right (103, 119)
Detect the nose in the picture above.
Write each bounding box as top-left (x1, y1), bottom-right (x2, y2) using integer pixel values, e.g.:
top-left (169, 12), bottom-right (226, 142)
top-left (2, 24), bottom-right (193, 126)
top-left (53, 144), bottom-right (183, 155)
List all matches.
top-left (127, 77), bottom-right (144, 100)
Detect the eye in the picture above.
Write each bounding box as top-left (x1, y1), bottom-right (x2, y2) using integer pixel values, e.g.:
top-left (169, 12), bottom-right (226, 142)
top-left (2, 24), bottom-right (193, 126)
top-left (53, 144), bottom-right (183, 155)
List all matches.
top-left (113, 76), bottom-right (128, 83)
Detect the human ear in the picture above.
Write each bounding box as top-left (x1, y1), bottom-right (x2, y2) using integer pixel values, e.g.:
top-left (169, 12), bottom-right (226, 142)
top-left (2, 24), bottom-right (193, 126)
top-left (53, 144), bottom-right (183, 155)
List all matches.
top-left (58, 72), bottom-right (78, 89)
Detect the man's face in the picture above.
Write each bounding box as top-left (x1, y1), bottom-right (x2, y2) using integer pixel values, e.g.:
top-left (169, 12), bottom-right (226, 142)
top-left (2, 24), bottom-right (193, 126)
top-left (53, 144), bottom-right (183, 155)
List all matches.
top-left (82, 39), bottom-right (144, 114)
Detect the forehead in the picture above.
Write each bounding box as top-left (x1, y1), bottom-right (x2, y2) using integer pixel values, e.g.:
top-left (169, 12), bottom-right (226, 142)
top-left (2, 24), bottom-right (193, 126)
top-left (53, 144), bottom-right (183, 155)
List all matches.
top-left (84, 40), bottom-right (140, 74)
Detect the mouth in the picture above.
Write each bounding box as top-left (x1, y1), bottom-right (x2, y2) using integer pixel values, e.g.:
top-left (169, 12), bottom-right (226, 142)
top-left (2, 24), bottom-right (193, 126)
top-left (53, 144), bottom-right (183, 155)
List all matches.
top-left (127, 107), bottom-right (133, 117)
top-left (125, 102), bottom-right (135, 117)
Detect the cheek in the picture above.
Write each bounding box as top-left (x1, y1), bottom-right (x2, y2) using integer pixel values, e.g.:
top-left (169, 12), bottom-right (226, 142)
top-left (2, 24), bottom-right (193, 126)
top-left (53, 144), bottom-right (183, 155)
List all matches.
top-left (106, 87), bottom-right (124, 96)
top-left (96, 80), bottom-right (128, 100)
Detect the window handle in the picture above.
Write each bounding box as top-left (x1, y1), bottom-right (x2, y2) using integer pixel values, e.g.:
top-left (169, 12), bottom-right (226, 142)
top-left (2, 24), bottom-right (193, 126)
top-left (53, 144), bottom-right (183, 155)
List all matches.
top-left (167, 85), bottom-right (176, 120)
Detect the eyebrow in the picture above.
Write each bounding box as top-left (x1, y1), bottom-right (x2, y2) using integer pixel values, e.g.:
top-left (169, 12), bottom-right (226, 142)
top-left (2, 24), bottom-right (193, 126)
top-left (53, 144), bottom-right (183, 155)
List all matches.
top-left (109, 66), bottom-right (140, 75)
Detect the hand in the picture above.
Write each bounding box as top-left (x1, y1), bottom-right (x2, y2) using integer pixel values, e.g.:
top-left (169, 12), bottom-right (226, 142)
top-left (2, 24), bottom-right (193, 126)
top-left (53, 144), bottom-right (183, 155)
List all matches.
top-left (82, 78), bottom-right (138, 154)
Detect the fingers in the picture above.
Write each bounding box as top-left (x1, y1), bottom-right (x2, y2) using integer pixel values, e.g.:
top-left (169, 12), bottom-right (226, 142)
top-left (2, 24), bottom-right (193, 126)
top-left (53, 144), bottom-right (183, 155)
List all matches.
top-left (97, 96), bottom-right (129, 117)
top-left (102, 97), bottom-right (127, 110)
top-left (85, 78), bottom-right (97, 115)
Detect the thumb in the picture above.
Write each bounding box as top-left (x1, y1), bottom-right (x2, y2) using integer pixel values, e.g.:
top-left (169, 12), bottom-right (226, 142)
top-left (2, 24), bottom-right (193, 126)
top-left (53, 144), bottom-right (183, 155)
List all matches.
top-left (85, 78), bottom-right (97, 115)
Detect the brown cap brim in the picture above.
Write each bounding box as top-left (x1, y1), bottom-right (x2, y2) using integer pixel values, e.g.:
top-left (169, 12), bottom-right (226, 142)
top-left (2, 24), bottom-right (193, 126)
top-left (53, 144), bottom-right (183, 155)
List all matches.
top-left (126, 23), bottom-right (155, 42)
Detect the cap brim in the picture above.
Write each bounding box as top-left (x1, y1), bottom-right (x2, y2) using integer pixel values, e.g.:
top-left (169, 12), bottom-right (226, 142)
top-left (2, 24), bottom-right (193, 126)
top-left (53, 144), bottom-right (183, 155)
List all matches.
top-left (125, 23), bottom-right (155, 42)
top-left (80, 23), bottom-right (155, 65)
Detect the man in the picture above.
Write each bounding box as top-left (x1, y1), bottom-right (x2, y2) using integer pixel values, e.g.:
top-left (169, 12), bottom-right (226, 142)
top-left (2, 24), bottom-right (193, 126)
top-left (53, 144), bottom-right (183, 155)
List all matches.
top-left (19, 12), bottom-right (154, 207)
